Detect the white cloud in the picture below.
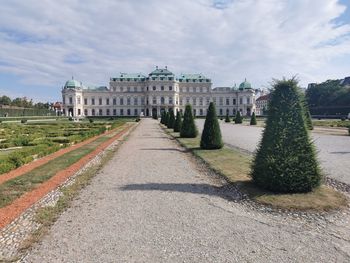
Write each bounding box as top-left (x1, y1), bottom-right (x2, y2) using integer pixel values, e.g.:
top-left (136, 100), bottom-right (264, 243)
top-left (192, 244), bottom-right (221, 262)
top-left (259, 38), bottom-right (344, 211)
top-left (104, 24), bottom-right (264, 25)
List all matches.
top-left (0, 0), bottom-right (349, 100)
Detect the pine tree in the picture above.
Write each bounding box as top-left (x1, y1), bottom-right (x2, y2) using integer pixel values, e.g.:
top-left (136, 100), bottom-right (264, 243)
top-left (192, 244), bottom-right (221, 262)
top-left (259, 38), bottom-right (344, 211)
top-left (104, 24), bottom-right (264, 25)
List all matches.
top-left (200, 102), bottom-right (223, 149)
top-left (164, 111), bottom-right (169, 126)
top-left (180, 104), bottom-right (198, 138)
top-left (174, 110), bottom-right (182, 132)
top-left (235, 111), bottom-right (243, 124)
top-left (160, 111), bottom-right (165, 124)
top-left (167, 109), bottom-right (175, 129)
top-left (251, 78), bottom-right (322, 193)
top-left (250, 112), bottom-right (257, 125)
top-left (225, 112), bottom-right (231, 123)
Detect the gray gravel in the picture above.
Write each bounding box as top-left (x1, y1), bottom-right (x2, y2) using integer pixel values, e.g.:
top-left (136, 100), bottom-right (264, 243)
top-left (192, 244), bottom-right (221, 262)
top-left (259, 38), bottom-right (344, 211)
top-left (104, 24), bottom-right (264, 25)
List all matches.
top-left (24, 119), bottom-right (350, 262)
top-left (196, 119), bottom-right (350, 185)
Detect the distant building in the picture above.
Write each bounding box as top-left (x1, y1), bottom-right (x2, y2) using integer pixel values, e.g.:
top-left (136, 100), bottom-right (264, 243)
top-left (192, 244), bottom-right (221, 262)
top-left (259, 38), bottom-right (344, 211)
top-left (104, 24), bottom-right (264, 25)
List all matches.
top-left (255, 94), bottom-right (270, 116)
top-left (62, 67), bottom-right (256, 118)
top-left (52, 102), bottom-right (63, 115)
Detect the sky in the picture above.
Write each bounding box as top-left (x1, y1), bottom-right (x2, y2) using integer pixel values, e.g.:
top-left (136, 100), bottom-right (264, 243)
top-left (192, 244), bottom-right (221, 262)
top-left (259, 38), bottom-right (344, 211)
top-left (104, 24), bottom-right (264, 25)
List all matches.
top-left (0, 0), bottom-right (350, 102)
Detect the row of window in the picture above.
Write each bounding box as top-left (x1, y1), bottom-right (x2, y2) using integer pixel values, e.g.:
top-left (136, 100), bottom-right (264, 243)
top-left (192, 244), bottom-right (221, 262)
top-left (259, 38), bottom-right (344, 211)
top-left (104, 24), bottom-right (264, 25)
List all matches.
top-left (109, 86), bottom-right (212, 93)
top-left (64, 96), bottom-right (252, 106)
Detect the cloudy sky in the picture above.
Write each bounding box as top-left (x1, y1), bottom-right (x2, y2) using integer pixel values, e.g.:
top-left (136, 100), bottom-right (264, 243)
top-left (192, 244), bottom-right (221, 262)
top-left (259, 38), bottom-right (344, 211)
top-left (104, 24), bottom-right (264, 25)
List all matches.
top-left (0, 0), bottom-right (349, 102)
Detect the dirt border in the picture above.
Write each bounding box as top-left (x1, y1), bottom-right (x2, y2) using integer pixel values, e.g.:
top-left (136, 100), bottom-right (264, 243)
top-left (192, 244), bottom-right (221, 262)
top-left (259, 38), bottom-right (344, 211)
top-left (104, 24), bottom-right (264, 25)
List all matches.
top-left (0, 123), bottom-right (136, 229)
top-left (0, 124), bottom-right (125, 186)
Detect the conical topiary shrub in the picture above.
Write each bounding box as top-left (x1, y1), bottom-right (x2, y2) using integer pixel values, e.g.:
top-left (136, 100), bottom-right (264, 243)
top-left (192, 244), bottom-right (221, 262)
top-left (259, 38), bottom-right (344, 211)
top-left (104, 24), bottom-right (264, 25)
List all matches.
top-left (164, 111), bottom-right (169, 126)
top-left (180, 104), bottom-right (198, 138)
top-left (200, 102), bottom-right (223, 149)
top-left (174, 110), bottom-right (182, 132)
top-left (160, 111), bottom-right (165, 124)
top-left (235, 111), bottom-right (243, 124)
top-left (251, 78), bottom-right (322, 193)
top-left (225, 112), bottom-right (231, 123)
top-left (250, 112), bottom-right (257, 125)
top-left (167, 109), bottom-right (175, 129)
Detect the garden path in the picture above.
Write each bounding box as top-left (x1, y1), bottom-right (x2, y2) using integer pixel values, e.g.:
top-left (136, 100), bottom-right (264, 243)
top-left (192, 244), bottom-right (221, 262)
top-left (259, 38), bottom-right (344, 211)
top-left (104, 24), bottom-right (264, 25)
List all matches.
top-left (25, 119), bottom-right (350, 262)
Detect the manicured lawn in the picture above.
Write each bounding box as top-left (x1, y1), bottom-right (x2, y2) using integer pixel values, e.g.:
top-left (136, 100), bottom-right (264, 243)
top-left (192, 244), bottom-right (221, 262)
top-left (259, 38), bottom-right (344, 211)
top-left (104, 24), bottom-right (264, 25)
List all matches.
top-left (0, 123), bottom-right (128, 208)
top-left (165, 128), bottom-right (348, 211)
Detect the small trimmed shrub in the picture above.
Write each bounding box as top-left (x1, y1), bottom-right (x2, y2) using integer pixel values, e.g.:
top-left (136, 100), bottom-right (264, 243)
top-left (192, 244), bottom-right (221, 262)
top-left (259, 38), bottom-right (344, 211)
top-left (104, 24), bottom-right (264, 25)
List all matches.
top-left (250, 112), bottom-right (257, 125)
top-left (235, 111), bottom-right (243, 124)
top-left (180, 105), bottom-right (198, 138)
top-left (225, 112), bottom-right (231, 123)
top-left (152, 111), bottom-right (158, 120)
top-left (167, 109), bottom-right (175, 129)
top-left (21, 119), bottom-right (27, 124)
top-left (200, 102), bottom-right (223, 149)
top-left (160, 111), bottom-right (165, 124)
top-left (251, 78), bottom-right (322, 193)
top-left (174, 111), bottom-right (182, 132)
top-left (164, 111), bottom-right (169, 126)
top-left (135, 117), bottom-right (141, 122)
top-left (89, 118), bottom-right (94, 123)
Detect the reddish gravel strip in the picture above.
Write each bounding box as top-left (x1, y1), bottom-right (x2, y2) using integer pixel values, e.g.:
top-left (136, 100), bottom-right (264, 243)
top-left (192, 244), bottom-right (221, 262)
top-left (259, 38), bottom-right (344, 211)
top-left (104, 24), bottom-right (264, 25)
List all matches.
top-left (0, 126), bottom-right (124, 186)
top-left (0, 123), bottom-right (134, 229)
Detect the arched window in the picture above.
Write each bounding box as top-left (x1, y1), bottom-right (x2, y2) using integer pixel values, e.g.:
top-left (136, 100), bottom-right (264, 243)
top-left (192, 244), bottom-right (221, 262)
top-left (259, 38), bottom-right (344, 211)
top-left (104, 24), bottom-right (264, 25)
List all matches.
top-left (161, 97), bottom-right (165, 104)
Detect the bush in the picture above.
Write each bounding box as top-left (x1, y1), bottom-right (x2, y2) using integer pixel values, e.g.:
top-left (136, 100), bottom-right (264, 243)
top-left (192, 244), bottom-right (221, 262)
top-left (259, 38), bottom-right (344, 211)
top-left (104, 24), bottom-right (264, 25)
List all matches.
top-left (167, 109), bottom-right (175, 129)
top-left (200, 102), bottom-right (223, 149)
top-left (225, 112), bottom-right (230, 123)
top-left (0, 161), bottom-right (16, 174)
top-left (21, 119), bottom-right (27, 124)
top-left (135, 117), bottom-right (141, 122)
top-left (235, 111), bottom-right (243, 124)
top-left (173, 111), bottom-right (182, 132)
top-left (8, 152), bottom-right (26, 168)
top-left (180, 104), bottom-right (198, 138)
top-left (160, 111), bottom-right (165, 124)
top-left (250, 112), bottom-right (257, 125)
top-left (251, 78), bottom-right (322, 193)
top-left (164, 111), bottom-right (169, 126)
top-left (89, 118), bottom-right (94, 123)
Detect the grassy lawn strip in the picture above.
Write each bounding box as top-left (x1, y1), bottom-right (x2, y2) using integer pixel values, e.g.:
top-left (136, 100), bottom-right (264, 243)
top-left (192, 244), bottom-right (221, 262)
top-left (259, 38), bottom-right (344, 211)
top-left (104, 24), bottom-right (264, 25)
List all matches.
top-left (165, 128), bottom-right (348, 211)
top-left (0, 124), bottom-right (126, 209)
top-left (18, 135), bottom-right (123, 253)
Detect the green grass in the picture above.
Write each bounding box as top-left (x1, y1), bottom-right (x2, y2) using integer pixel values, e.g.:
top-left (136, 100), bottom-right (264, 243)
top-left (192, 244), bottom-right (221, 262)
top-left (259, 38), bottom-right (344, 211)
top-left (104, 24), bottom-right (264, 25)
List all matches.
top-left (0, 123), bottom-right (127, 208)
top-left (313, 119), bottom-right (350, 128)
top-left (165, 127), bottom-right (348, 211)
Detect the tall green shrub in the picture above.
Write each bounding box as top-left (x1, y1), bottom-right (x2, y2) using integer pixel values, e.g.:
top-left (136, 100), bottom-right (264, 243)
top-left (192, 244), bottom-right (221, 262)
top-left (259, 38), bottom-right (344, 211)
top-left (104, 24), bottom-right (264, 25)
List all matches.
top-left (200, 102), bottom-right (223, 149)
top-left (251, 78), bottom-right (322, 193)
top-left (167, 109), bottom-right (175, 129)
top-left (160, 111), bottom-right (165, 124)
top-left (180, 104), bottom-right (198, 138)
top-left (235, 111), bottom-right (243, 124)
top-left (152, 110), bottom-right (158, 120)
top-left (250, 112), bottom-right (257, 125)
top-left (164, 111), bottom-right (169, 126)
top-left (174, 111), bottom-right (182, 132)
top-left (225, 112), bottom-right (231, 123)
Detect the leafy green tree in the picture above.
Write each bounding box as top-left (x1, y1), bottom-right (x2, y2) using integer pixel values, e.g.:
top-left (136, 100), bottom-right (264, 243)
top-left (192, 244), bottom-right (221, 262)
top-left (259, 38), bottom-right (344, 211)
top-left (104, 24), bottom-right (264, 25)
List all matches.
top-left (0, 95), bottom-right (11, 105)
top-left (200, 102), bottom-right (223, 149)
top-left (180, 104), bottom-right (198, 138)
top-left (235, 111), bottom-right (243, 124)
top-left (250, 112), bottom-right (257, 125)
top-left (174, 110), bottom-right (182, 132)
top-left (251, 78), bottom-right (322, 193)
top-left (167, 109), bottom-right (175, 128)
top-left (225, 112), bottom-right (231, 123)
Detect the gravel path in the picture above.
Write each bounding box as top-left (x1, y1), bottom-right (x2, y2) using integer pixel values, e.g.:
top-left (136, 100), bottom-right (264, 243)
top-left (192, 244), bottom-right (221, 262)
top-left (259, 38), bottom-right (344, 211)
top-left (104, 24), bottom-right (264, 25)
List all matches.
top-left (196, 119), bottom-right (350, 185)
top-left (25, 119), bottom-right (350, 262)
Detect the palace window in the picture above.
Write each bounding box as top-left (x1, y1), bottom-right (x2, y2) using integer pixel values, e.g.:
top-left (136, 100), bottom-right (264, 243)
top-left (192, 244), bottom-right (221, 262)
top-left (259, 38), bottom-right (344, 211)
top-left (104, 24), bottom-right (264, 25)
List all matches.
top-left (134, 87), bottom-right (137, 92)
top-left (186, 97), bottom-right (190, 104)
top-left (127, 87), bottom-right (131, 92)
top-left (169, 97), bottom-right (173, 104)
top-left (213, 98), bottom-right (216, 104)
top-left (219, 109), bottom-right (223, 115)
top-left (106, 109), bottom-right (110, 116)
top-left (141, 97), bottom-right (145, 105)
top-left (62, 96), bottom-right (65, 104)
top-left (127, 97), bottom-right (131, 105)
top-left (77, 96), bottom-right (81, 104)
top-left (120, 98), bottom-right (124, 105)
top-left (84, 109), bottom-right (88, 116)
top-left (113, 98), bottom-right (117, 105)
top-left (226, 98), bottom-right (229, 105)
top-left (199, 97), bottom-right (203, 106)
top-left (206, 97), bottom-right (210, 105)
top-left (134, 97), bottom-right (138, 105)
top-left (200, 109), bottom-right (203, 116)
top-left (91, 98), bottom-right (95, 105)
top-left (169, 86), bottom-right (172, 91)
top-left (99, 109), bottom-right (103, 116)
top-left (233, 98), bottom-right (236, 105)
top-left (134, 109), bottom-right (138, 116)
top-left (193, 109), bottom-right (196, 116)
top-left (153, 86), bottom-right (156, 91)
top-left (161, 97), bottom-right (165, 105)
top-left (161, 86), bottom-right (164, 91)
top-left (127, 109), bottom-right (131, 116)
top-left (106, 98), bottom-right (110, 105)
top-left (84, 98), bottom-right (88, 105)
top-left (113, 109), bottom-right (117, 116)
top-left (120, 109), bottom-right (124, 116)
top-left (153, 97), bottom-right (157, 104)
top-left (247, 98), bottom-right (250, 104)
top-left (193, 98), bottom-right (197, 106)
top-left (92, 109), bottom-right (95, 116)
top-left (240, 98), bottom-right (243, 104)
top-left (219, 97), bottom-right (223, 106)
top-left (99, 98), bottom-right (102, 105)
top-left (69, 97), bottom-right (73, 104)
top-left (180, 98), bottom-right (183, 105)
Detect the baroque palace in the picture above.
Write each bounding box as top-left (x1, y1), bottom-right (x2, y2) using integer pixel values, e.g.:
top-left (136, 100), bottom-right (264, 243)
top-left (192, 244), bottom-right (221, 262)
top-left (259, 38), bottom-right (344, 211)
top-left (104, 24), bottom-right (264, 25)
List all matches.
top-left (62, 67), bottom-right (256, 118)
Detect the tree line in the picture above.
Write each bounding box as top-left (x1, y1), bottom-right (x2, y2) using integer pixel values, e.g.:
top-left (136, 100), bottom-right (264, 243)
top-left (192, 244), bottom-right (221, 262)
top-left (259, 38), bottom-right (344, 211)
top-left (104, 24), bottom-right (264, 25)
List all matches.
top-left (0, 95), bottom-right (51, 109)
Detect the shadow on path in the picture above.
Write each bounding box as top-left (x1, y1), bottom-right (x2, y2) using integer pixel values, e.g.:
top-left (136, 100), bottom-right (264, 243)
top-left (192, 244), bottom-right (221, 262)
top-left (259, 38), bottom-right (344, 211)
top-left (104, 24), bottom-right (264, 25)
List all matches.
top-left (120, 183), bottom-right (240, 201)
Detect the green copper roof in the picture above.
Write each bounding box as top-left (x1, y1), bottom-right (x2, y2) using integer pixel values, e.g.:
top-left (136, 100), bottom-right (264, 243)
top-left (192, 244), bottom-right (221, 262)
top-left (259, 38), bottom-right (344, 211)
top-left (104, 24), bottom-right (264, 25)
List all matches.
top-left (239, 79), bottom-right (252, 90)
top-left (178, 73), bottom-right (207, 80)
top-left (149, 67), bottom-right (174, 76)
top-left (64, 79), bottom-right (83, 89)
top-left (118, 73), bottom-right (146, 79)
top-left (84, 86), bottom-right (108, 91)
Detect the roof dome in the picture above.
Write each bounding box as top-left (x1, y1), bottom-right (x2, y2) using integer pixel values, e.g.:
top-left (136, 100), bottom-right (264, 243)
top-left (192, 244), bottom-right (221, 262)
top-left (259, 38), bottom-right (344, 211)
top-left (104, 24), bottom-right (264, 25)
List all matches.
top-left (239, 79), bottom-right (252, 90)
top-left (64, 79), bottom-right (82, 89)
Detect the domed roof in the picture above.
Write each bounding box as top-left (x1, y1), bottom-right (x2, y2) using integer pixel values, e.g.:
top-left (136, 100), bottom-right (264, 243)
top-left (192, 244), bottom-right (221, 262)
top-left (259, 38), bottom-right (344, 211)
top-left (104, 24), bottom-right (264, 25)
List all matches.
top-left (64, 79), bottom-right (82, 89)
top-left (239, 78), bottom-right (252, 90)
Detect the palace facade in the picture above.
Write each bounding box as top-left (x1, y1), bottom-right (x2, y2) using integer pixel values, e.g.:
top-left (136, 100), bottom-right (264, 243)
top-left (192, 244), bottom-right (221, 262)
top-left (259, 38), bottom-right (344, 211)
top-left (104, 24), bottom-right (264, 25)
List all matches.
top-left (62, 67), bottom-right (256, 118)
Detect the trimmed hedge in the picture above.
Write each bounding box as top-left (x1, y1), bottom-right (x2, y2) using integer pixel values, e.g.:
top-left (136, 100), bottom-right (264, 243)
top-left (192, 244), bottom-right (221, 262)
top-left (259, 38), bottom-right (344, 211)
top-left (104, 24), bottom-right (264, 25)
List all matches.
top-left (200, 102), bottom-right (223, 149)
top-left (180, 105), bottom-right (198, 138)
top-left (250, 112), bottom-right (257, 125)
top-left (174, 111), bottom-right (182, 132)
top-left (235, 111), bottom-right (243, 124)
